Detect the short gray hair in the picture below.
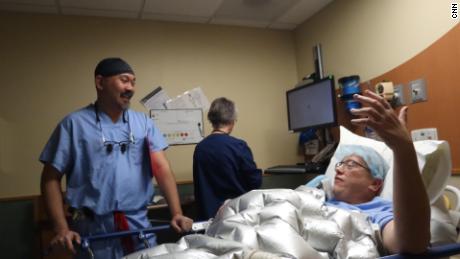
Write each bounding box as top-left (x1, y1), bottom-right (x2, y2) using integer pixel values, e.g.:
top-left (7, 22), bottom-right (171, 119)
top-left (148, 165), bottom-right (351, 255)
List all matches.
top-left (208, 97), bottom-right (237, 128)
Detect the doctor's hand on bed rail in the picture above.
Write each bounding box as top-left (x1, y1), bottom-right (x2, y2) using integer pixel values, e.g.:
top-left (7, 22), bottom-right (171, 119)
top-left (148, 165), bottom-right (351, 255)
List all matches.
top-left (349, 90), bottom-right (411, 149)
top-left (170, 214), bottom-right (193, 233)
top-left (49, 228), bottom-right (81, 254)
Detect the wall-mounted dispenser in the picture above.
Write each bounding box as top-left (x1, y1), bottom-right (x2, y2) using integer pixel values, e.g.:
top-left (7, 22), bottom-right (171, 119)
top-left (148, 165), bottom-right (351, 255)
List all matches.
top-left (338, 75), bottom-right (361, 112)
top-left (375, 81), bottom-right (394, 101)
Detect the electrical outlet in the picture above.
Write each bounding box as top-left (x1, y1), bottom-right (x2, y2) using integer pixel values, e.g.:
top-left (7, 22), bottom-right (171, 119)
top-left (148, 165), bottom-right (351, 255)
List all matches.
top-left (411, 128), bottom-right (438, 141)
top-left (409, 78), bottom-right (428, 103)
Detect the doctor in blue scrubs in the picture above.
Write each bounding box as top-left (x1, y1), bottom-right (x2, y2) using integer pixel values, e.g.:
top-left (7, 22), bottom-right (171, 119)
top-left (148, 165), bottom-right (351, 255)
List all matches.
top-left (40, 58), bottom-right (193, 258)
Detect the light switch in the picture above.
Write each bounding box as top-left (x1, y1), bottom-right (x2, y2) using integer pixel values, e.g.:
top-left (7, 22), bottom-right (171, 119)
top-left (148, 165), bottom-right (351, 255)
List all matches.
top-left (409, 78), bottom-right (428, 103)
top-left (392, 84), bottom-right (406, 107)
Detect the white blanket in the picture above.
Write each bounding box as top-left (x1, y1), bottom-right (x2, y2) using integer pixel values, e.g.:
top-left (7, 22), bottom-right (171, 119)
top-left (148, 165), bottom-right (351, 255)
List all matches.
top-left (125, 186), bottom-right (381, 259)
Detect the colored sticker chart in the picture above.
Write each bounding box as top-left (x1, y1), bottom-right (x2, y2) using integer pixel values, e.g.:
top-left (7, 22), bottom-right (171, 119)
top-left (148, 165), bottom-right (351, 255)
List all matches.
top-left (150, 109), bottom-right (204, 145)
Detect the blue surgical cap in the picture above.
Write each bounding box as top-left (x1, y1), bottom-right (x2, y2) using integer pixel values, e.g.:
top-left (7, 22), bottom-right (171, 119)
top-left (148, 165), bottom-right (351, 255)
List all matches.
top-left (335, 144), bottom-right (389, 180)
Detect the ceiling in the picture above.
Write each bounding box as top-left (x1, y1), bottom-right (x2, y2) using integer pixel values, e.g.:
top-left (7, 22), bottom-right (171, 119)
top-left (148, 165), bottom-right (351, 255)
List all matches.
top-left (0, 0), bottom-right (333, 30)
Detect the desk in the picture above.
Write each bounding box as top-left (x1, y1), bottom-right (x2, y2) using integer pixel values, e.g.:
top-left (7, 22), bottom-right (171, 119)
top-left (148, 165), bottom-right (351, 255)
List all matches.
top-left (264, 163), bottom-right (327, 175)
top-left (265, 164), bottom-right (308, 174)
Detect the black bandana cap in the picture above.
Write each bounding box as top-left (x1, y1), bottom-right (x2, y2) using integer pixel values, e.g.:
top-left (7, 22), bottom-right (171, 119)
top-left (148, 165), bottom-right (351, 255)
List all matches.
top-left (94, 57), bottom-right (134, 77)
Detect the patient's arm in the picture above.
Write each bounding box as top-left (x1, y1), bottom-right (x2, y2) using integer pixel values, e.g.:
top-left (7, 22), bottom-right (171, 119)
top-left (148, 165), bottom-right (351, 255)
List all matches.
top-left (351, 91), bottom-right (430, 254)
top-left (381, 141), bottom-right (430, 254)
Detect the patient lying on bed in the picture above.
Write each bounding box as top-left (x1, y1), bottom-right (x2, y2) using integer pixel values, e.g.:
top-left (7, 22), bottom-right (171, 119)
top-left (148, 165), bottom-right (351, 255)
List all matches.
top-left (344, 90), bottom-right (430, 254)
top-left (125, 91), bottom-right (430, 258)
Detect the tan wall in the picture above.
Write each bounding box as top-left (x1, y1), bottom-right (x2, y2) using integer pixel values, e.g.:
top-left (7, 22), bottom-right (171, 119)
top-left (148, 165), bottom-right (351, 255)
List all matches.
top-left (294, 0), bottom-right (460, 183)
top-left (0, 13), bottom-right (299, 198)
top-left (1, 0), bottom-right (459, 198)
top-left (294, 0), bottom-right (458, 82)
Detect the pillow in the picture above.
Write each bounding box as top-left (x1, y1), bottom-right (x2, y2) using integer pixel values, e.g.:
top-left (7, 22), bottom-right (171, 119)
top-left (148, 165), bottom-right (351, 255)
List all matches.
top-left (324, 126), bottom-right (452, 204)
top-left (430, 196), bottom-right (457, 245)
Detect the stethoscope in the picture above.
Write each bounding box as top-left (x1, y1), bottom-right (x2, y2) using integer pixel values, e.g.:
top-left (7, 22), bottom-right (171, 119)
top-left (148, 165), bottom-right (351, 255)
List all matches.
top-left (94, 102), bottom-right (135, 154)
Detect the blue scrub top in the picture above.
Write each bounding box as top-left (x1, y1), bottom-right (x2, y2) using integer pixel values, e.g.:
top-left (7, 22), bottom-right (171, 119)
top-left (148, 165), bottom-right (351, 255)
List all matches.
top-left (39, 104), bottom-right (168, 215)
top-left (326, 196), bottom-right (394, 230)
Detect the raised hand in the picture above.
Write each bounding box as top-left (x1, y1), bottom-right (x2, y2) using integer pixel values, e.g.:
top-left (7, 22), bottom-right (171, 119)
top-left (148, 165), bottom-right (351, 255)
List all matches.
top-left (349, 90), bottom-right (412, 149)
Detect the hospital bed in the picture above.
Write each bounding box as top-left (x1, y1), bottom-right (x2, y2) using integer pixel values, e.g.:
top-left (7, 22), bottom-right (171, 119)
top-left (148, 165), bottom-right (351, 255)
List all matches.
top-left (80, 235), bottom-right (460, 259)
top-left (76, 126), bottom-right (460, 258)
top-left (77, 199), bottom-right (460, 259)
top-left (76, 184), bottom-right (460, 259)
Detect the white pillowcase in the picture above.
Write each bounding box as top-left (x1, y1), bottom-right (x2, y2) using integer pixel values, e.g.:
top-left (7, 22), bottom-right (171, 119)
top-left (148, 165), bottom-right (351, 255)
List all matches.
top-left (324, 126), bottom-right (452, 204)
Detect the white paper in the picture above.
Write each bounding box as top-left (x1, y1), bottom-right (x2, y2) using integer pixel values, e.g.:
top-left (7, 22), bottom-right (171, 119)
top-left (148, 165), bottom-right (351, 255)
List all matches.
top-left (165, 93), bottom-right (195, 109)
top-left (140, 86), bottom-right (170, 110)
top-left (165, 87), bottom-right (210, 110)
top-left (186, 87), bottom-right (210, 111)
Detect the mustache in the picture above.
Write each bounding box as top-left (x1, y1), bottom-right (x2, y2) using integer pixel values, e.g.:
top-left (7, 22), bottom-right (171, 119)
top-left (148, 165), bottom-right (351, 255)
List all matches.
top-left (120, 91), bottom-right (134, 99)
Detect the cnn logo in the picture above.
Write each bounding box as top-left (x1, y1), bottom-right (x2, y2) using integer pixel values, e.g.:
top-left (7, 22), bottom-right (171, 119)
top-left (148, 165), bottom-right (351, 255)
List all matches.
top-left (452, 3), bottom-right (458, 19)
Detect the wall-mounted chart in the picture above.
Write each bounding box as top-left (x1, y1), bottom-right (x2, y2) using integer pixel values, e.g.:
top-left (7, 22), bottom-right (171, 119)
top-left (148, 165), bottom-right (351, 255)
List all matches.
top-left (150, 109), bottom-right (204, 145)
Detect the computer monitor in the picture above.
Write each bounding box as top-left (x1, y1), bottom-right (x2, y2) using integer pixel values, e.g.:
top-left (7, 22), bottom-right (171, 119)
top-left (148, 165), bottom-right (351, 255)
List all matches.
top-left (286, 77), bottom-right (337, 132)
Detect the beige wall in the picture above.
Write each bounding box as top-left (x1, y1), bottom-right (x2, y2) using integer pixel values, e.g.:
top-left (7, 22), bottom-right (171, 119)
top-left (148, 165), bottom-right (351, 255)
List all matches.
top-left (294, 0), bottom-right (458, 82)
top-left (0, 13), bottom-right (299, 198)
top-left (1, 0), bottom-right (459, 198)
top-left (294, 0), bottom-right (459, 186)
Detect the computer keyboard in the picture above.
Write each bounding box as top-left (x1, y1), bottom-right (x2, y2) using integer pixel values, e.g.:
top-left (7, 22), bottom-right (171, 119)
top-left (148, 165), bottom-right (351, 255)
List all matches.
top-left (305, 162), bottom-right (325, 172)
top-left (265, 163), bottom-right (325, 174)
top-left (264, 165), bottom-right (306, 174)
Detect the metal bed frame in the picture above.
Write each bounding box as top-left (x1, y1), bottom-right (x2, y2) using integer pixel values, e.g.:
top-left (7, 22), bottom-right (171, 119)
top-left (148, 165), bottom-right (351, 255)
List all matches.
top-left (76, 224), bottom-right (460, 259)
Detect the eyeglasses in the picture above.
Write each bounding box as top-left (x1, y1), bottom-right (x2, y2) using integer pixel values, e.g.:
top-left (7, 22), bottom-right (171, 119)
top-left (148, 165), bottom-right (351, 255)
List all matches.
top-left (94, 103), bottom-right (135, 154)
top-left (335, 160), bottom-right (370, 171)
top-left (103, 140), bottom-right (133, 154)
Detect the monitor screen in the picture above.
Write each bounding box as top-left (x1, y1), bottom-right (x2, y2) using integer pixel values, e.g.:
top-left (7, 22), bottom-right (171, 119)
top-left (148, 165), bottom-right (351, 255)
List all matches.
top-left (286, 77), bottom-right (337, 132)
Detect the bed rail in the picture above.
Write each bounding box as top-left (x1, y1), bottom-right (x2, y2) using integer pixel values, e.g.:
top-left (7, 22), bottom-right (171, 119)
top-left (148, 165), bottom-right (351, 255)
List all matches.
top-left (381, 243), bottom-right (460, 258)
top-left (76, 224), bottom-right (460, 259)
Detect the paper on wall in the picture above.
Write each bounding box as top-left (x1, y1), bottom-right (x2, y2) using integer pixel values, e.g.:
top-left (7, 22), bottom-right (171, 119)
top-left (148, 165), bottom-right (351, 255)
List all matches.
top-left (140, 86), bottom-right (170, 110)
top-left (186, 87), bottom-right (210, 111)
top-left (165, 93), bottom-right (195, 109)
top-left (165, 87), bottom-right (210, 111)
